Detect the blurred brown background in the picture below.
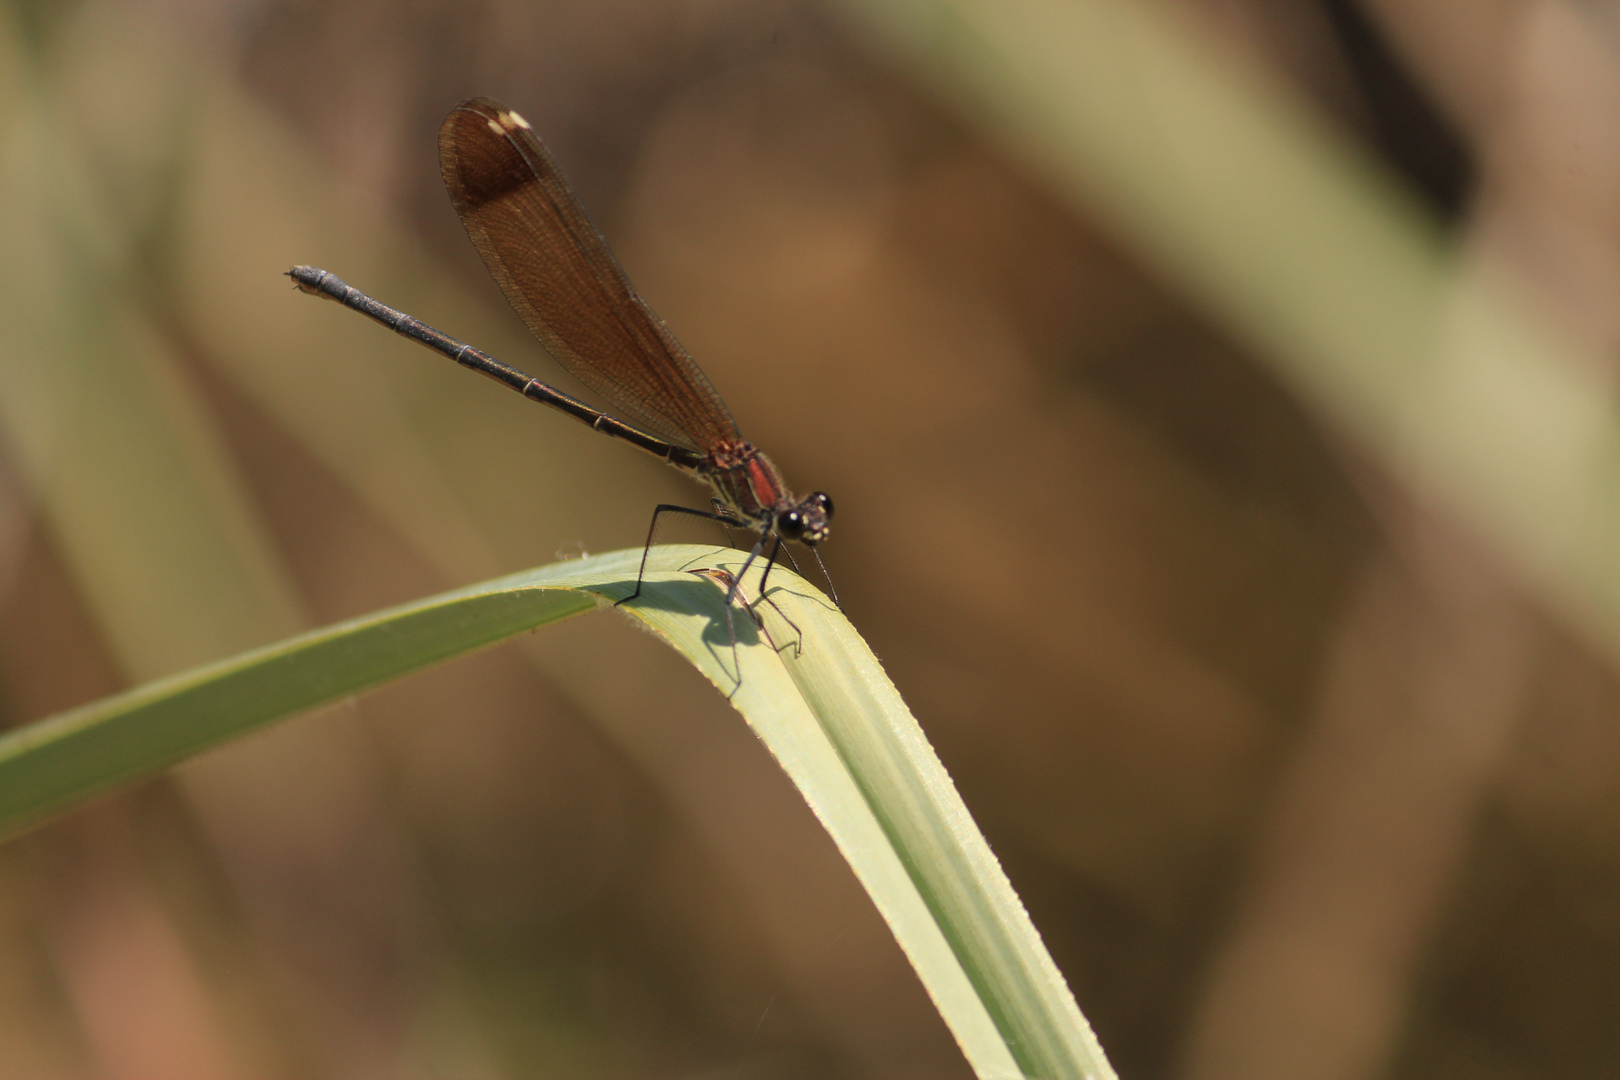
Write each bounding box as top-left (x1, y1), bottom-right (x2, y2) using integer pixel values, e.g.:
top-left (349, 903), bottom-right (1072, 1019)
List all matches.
top-left (1, 0), bottom-right (1618, 1077)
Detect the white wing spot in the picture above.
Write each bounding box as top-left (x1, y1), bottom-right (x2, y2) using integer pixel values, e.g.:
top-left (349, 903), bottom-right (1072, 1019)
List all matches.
top-left (502, 110), bottom-right (532, 130)
top-left (485, 117), bottom-right (504, 136)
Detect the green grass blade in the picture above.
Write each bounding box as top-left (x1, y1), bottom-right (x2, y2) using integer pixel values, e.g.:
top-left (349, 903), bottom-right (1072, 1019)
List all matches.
top-left (763, 583), bottom-right (1113, 1078)
top-left (0, 566), bottom-right (594, 839)
top-left (0, 544), bottom-right (1108, 1078)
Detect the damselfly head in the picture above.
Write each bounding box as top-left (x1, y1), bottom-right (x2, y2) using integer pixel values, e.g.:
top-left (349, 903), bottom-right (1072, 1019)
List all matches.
top-left (776, 491), bottom-right (833, 544)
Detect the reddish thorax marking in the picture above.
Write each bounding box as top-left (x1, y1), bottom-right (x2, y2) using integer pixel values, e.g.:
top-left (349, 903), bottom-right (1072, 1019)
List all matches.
top-left (703, 440), bottom-right (791, 523)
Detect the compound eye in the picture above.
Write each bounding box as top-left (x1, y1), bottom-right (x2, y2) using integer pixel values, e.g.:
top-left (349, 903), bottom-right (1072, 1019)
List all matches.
top-left (812, 492), bottom-right (834, 519)
top-left (778, 509), bottom-right (805, 540)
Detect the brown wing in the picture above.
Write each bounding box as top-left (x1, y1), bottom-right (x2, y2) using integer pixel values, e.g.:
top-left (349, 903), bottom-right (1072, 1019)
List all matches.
top-left (438, 97), bottom-right (739, 451)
